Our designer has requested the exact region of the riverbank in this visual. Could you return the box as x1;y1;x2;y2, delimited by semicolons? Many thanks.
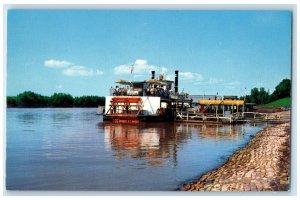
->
182;111;291;191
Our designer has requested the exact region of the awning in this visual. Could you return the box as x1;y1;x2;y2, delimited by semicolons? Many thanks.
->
147;79;168;86
115;79;132;85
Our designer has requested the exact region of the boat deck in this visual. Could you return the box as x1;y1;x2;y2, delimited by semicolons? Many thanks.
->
104;113;140;123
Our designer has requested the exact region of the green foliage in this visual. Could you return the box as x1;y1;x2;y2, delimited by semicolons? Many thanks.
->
262;97;291;108
241;78;291;105
50;93;74;107
257;87;270;105
74;96;105;107
15;91;50;107
270;79;291;101
6;91;105;108
247;87;270;105
7;96;18;107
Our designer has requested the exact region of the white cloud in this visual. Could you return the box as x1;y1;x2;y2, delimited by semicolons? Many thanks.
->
44;59;73;68
135;59;147;65
45;59;104;77
179;72;203;81
56;85;63;89
62;66;104;77
165;75;173;81
194;78;240;88
133;74;148;80
114;64;133;75
114;59;206;84
95;69;104;75
160;66;168;74
114;59;166;76
208;78;224;85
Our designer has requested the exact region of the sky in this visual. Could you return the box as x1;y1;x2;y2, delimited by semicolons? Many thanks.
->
6;10;291;97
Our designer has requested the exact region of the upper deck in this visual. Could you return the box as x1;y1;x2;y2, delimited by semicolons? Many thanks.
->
110;78;175;99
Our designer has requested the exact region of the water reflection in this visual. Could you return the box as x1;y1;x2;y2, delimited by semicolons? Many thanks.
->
98;122;248;167
17;112;42;124
7;108;267;190
196;124;245;140
98;123;189;166
50;112;73;121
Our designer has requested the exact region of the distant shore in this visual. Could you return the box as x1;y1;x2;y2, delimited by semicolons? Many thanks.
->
181;111;290;191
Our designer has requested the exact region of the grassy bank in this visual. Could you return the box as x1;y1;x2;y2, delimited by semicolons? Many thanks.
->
261;97;291;108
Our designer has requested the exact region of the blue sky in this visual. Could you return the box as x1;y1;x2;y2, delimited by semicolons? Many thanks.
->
7;10;291;97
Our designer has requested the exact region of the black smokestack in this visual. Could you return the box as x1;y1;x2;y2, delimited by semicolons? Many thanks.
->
151;71;155;79
175;70;179;93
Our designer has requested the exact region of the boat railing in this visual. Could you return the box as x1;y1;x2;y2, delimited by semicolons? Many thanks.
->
111;87;192;103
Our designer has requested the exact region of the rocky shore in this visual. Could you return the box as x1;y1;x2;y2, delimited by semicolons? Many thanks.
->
182;112;290;191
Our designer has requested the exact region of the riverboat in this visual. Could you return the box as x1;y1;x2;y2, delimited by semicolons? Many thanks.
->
103;70;192;123
102;70;257;124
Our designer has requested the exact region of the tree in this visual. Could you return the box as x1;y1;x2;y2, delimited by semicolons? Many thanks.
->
247;87;270;105
74;96;105;107
240;78;291;105
7;96;18;107
7;91;105;108
16;91;50;107
50;93;74;107
257;87;270;105
270;79;291;101
249;88;259;104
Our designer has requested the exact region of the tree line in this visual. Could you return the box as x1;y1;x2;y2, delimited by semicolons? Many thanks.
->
7;91;105;108
240;79;291;105
7;78;291;108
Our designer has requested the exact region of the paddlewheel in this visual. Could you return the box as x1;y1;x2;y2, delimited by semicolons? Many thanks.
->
106;97;143;123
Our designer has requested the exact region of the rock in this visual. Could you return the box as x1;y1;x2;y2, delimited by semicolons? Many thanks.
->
181;122;290;192
245;171;252;178
221;184;229;191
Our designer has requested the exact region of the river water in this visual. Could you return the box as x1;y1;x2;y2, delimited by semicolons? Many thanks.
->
6;108;267;191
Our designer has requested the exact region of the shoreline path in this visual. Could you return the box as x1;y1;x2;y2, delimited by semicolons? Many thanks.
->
182;111;291;191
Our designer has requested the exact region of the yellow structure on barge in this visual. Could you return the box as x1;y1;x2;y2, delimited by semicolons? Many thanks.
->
176;98;247;124
199;99;245;106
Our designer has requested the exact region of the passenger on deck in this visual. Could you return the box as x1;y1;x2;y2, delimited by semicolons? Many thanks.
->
169;89;174;96
114;86;119;96
150;87;155;95
110;86;114;96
